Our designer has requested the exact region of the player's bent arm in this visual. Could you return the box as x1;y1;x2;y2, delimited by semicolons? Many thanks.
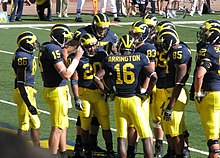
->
93;69;106;93
168;63;188;109
144;66;157;95
71;71;79;97
194;66;206;93
62;48;69;67
142;61;156;91
55;47;83;80
16;67;32;108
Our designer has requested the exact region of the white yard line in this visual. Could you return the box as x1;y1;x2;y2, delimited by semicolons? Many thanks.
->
0;21;206;28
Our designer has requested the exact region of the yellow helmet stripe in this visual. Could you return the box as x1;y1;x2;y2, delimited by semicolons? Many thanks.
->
158;31;179;43
17;32;37;45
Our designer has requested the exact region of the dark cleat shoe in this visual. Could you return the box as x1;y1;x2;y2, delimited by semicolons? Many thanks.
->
15;18;22;22
75;17;84;22
84;151;93;158
154;144;164;157
183;147;191;158
107;150;117;158
91;145;106;154
113;17;121;22
72;141;83;158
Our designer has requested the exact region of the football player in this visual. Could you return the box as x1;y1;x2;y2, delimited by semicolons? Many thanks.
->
156;29;192;158
93;34;157;158
12;31;41;147
36;0;52;21
70;13;118;55
38;24;83;158
68;33;116;158
153;20;191;158
189;19;220;101
142;14;158;44
67;13;118;155
194;26;220;158
128;21;157;157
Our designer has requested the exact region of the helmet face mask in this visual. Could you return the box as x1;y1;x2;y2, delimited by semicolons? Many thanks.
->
95;26;109;38
17;31;39;53
50;24;72;48
92;13;110;39
80;33;98;57
206;26;220;45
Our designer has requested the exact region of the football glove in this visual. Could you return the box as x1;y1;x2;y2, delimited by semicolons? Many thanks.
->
27;105;38;115
74;96;84;110
194;91;207;103
162;108;172;121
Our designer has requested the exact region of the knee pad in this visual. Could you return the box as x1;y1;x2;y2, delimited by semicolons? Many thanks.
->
76;116;81;126
207;139;220;154
91;117;100;126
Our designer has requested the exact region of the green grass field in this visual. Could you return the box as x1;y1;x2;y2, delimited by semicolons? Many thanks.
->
1;12;220;157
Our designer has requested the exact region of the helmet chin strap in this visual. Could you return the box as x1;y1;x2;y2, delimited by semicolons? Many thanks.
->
51;36;65;48
20;46;35;54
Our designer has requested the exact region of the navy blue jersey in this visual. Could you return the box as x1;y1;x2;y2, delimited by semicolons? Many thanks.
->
135;42;156;87
155;51;169;88
198;45;220;91
102;52;150;97
135;42;157;62
77;25;118;54
12;48;37;88
165;43;192;88
68;51;107;89
38;42;66;87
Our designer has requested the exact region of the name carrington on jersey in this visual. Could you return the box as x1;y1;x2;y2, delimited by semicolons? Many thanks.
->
108;55;141;62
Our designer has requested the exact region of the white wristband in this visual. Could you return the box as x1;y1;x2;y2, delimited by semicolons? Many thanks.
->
149;72;156;78
140;88;147;94
94;75;101;81
195;91;202;97
67;59;79;74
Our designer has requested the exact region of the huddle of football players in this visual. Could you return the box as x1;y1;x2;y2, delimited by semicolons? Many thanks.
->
12;11;220;158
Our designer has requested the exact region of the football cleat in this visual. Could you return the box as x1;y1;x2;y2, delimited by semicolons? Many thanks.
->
183;147;191;158
75;17;84;22
154;144;164;157
107;150;117;158
91;145;107;154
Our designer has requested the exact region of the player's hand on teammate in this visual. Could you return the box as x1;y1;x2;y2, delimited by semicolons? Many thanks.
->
27;105;38;115
74;96;84;110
